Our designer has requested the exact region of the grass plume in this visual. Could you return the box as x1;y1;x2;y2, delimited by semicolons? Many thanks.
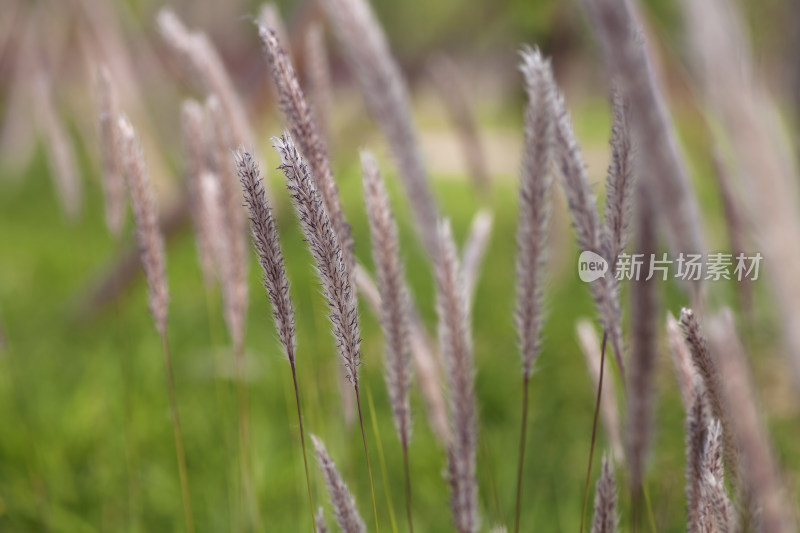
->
591;457;617;533
117;115;193;533
435;220;479;533
312;435;367;533
235;148;317;533
272;132;379;532
259;25;355;276
96;65;126;237
513;46;555;533
361;151;414;531
320;0;440;257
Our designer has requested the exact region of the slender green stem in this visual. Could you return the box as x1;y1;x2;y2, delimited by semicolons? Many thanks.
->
290;361;318;533
160;331;195;533
643;483;657;533
514;374;531;533
235;341;262;533
579;331;607;533
366;387;398;533
203;286;236;532
402;441;413;533
354;382;380;533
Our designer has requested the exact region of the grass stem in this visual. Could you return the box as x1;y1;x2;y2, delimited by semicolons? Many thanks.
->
355;383;380;533
159;331;195;533
290;361;318;533
514;374;531;533
579;331;607;533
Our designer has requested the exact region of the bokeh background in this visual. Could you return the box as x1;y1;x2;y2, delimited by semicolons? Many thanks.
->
0;0;799;531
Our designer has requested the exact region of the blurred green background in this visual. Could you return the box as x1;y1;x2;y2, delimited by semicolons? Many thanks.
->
1;0;799;531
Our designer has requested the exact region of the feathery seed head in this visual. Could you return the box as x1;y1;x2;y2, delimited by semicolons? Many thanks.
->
361;150;412;444
272;133;361;385
312;435;367;533
117;115;169;334
435;220;479;533
235;148;297;364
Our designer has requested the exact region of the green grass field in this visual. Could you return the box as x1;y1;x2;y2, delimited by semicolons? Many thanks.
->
0;113;797;532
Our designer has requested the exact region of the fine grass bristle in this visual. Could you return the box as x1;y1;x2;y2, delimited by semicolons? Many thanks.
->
435;220;479;533
236;148;296;363
272;132;361;383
